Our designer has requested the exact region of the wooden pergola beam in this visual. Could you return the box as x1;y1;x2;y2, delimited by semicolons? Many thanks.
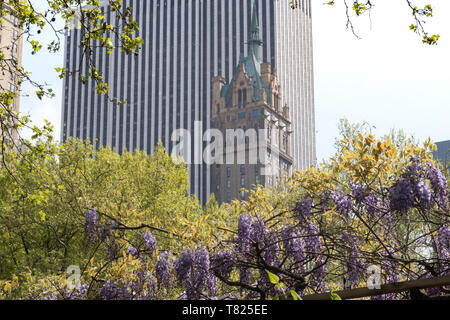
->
302;275;450;300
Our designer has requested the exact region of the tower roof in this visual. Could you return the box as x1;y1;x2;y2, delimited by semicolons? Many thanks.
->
248;0;263;61
221;0;269;106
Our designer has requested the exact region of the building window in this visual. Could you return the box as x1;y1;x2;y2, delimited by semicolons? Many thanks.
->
243;89;247;107
238;89;242;108
227;180;231;189
240;191;245;200
12;29;19;40
252;109;260;119
227;192;231;202
241;177;245;187
12;16;19;27
256;175;260;184
8;83;17;93
216;184;220;191
240;165;245;175
217;103;220;113
238;112;246;120
227;167;231;177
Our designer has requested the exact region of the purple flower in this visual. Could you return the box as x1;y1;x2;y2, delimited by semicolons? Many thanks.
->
302;222;321;259
352;183;366;203
294;196;313;220
98;280;134;300
281;225;305;271
415;178;432;210
174;248;194;285
342;232;365;288
239;267;252;285
143;231;157;256
263;231;280;267
84;209;98;240
331;190;351;218
63;283;89;300
310;255;326;293
250;217;265;247
363;193;379;218
155;251;172;289
389;178;414;213
426;162;448;209
127;247;139;258
434;226;450;275
212;251;235;280
185;247;217;299
237;214;252;254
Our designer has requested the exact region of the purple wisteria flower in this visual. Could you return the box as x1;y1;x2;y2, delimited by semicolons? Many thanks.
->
174;248;194;285
294;196;313;220
434;226;450;275
237;214;252;254
310;255;326;293
127;246;139;258
342;232;365;288
389;177;415;213
281;225;305;272
99;280;132;300
143;231;157;256
84;209;98;240
156;251;172;289
363;193;379;218
331;190;351;218
62;283;89;300
175;247;217;299
415;178;432;210
426;162;448;209
352;183;366;203
263;231;280;267
212;251;235;280
302;222;321;260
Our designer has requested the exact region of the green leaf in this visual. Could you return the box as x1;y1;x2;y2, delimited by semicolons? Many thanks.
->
290;290;302;301
330;292;342;300
266;270;280;285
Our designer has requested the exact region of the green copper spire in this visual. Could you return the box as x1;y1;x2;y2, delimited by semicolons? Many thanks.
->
248;0;263;61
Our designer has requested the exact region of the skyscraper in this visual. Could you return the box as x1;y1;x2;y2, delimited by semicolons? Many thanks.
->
61;0;316;204
0;0;23;142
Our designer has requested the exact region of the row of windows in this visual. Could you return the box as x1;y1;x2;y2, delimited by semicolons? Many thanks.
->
216;174;261;191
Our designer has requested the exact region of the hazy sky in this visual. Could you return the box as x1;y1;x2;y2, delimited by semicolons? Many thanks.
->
20;1;450;162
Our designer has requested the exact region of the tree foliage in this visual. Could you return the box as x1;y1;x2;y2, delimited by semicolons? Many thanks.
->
0;138;222;283
1;124;447;300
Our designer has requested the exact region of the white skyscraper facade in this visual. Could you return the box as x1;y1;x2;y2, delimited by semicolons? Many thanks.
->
61;0;316;204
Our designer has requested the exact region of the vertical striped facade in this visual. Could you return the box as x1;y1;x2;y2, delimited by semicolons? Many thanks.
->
61;0;316;204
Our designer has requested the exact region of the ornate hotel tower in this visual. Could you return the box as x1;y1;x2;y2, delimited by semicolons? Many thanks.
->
211;3;293;204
